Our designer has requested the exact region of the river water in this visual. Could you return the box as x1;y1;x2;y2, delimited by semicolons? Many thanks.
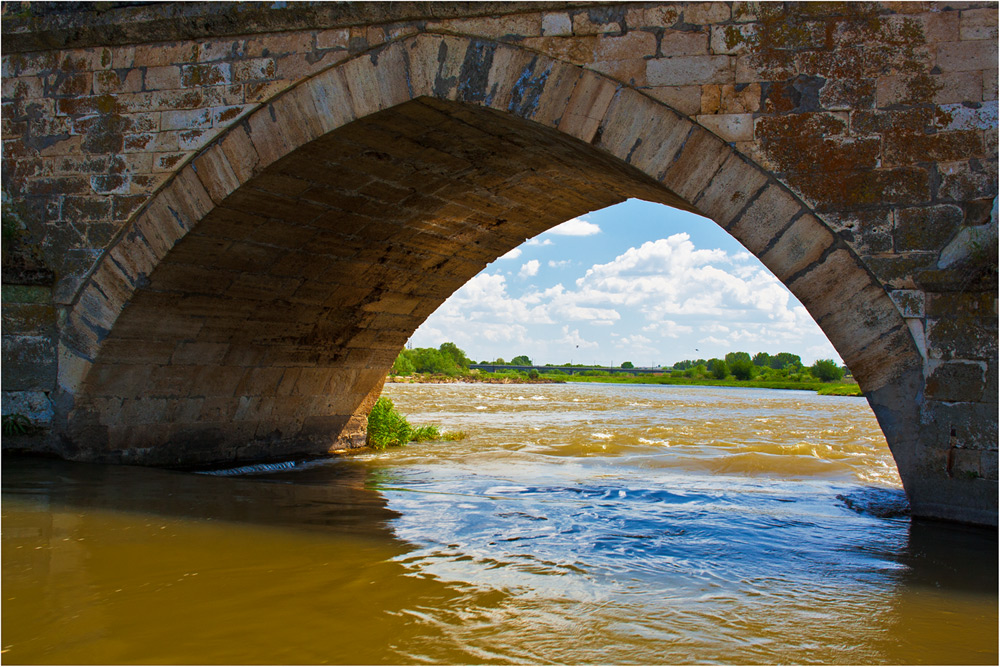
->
2;383;996;664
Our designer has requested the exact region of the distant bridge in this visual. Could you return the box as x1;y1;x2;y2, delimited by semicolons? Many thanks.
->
470;364;664;375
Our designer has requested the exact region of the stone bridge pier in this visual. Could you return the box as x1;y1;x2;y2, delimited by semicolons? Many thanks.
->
1;2;996;525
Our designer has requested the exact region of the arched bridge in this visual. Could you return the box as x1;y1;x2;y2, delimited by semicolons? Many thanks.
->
1;2;996;525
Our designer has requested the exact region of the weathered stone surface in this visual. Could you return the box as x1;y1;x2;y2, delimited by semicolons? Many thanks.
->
0;5;996;526
925;360;987;402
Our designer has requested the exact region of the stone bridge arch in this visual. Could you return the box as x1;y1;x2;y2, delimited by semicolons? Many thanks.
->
53;33;934;508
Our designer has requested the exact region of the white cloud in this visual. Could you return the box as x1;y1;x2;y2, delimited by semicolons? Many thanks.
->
548;260;572;268
526;238;553;246
643;320;694;338
548;217;601;236
519;260;540;278
499;247;522;260
555;326;598;350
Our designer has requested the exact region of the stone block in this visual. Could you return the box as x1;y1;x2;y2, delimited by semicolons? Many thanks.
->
2;301;56;337
935;40;997;72
701;82;761;114
684;3;731;25
889;289;926;318
595;30;659;63
191;143;241;204
161;107;212;131
819;282;908;358
2;334;56;391
133;42;199;68
198;396;237;422
527;60;582;128
692;151;768;226
626;5;680;29
269;87;325;150
985;70;998;101
661;125;735;203
788;248;876;323
710;24;754;55
926;360;987;401
647;55;732;86
301;68;355;135
660;30;709;57
595;88;689;176
145;366;201;398
760;214;835;282
645;85;703;116
876;72;982;107
171;341;229;365
926;316;997;361
926;291;995;318
697;113;753;141
557;68;619;142
936;159;998;202
144;65;181;91
245;106;293;168
195;365;244;398
316;27;350;50
894;204;963;252
542;12;572;37
571;9;624;35
232;58;277;83
341;42;410;118
960;8;998;41
2;390;55;425
57;341;93;393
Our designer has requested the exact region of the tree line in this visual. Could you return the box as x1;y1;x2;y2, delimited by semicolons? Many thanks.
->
391;344;846;383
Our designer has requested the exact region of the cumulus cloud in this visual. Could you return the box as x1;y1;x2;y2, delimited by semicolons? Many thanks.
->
409;228;841;365
526;238;554;246
499;247;522;260
548;217;601;236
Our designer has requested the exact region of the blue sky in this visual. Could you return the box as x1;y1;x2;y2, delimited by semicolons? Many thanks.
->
409;199;842;367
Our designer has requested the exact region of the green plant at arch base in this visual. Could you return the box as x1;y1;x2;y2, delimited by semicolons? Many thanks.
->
2;413;35;436
366;397;465;451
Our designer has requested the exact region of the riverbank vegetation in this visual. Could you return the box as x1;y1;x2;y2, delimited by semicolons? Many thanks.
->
389;343;862;395
366;396;465;450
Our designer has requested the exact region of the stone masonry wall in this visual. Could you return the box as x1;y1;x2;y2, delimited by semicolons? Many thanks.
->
1;2;996;521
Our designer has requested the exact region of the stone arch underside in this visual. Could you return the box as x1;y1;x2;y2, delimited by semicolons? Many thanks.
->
59;34;925;503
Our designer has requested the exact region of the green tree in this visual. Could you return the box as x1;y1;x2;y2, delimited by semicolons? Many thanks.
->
439;342;471;369
511;354;532;366
725;351;751;367
391;351;415;376
729;357;755;380
493;357;506;364
711;359;728;379
752;351;772;367
621;361;634;369
771;352;802;370
810;359;844;382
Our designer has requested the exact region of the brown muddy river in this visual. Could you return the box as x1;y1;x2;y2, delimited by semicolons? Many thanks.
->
2;383;997;664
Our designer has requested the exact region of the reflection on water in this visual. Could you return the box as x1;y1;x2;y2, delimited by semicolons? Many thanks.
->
3;383;997;665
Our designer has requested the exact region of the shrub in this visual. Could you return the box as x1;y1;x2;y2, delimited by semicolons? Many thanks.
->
711;359;728;379
810;358;844;382
2;413;34;436
367;397;464;450
729;358;755;380
367;397;415;449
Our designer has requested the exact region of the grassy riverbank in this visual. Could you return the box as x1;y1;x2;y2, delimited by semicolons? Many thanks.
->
387;372;863;396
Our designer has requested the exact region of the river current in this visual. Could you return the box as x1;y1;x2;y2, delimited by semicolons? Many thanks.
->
2;383;997;664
